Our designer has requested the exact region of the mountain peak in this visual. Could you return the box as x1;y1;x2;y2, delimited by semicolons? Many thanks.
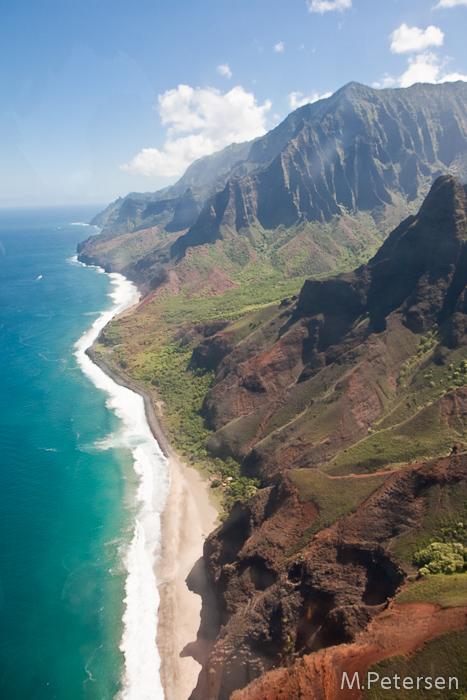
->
81;81;467;292
365;175;467;332
294;175;467;335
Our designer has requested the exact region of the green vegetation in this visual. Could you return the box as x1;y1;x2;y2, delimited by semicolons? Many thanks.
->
260;356;362;442
391;488;467;567
325;338;467;477
287;469;387;550
398;327;439;386
397;575;467;607
414;542;466;576
363;629;467;700
445;359;467;392
227;304;282;342
160;270;306;325
324;408;456;476
433;516;467;549
95;291;270;514
84;226;172;269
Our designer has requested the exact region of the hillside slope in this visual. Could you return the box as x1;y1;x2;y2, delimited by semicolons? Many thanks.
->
180;175;467;699
192;454;467;700
87;175;467;700
79;81;467;294
196;176;467;477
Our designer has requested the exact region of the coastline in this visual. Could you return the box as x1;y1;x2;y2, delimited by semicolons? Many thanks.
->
86;347;172;458
87;343;219;699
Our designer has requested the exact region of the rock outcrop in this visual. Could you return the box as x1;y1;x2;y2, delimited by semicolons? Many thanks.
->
189;455;467;700
174;82;467;259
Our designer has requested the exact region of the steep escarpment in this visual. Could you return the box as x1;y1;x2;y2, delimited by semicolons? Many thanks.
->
174;81;467;258
232;605;467;700
79;87;467;699
79;81;467;293
199;175;467;479
188;455;467;700
88;140;255;235
174;175;467;699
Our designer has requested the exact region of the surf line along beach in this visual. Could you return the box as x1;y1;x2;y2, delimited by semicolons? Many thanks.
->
75;261;218;700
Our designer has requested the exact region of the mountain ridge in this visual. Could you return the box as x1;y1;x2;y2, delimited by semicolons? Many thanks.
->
85;174;467;700
188;175;467;473
181;174;467;700
79;81;467;294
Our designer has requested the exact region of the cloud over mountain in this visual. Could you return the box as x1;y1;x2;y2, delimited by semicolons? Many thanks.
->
287;90;332;109
121;85;272;178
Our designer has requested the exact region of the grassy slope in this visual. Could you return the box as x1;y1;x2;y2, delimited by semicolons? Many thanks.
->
94;274;307;513
362;629;467;700
391;488;467;566
397;575;467;608
325;340;467;477
84;205;389;286
287;470;388;550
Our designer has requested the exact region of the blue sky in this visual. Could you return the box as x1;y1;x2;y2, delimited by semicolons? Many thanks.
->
1;0;467;207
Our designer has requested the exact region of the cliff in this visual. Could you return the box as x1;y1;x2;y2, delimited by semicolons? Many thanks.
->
190;454;467;700
181;175;467;699
79;81;467;294
200;176;467;477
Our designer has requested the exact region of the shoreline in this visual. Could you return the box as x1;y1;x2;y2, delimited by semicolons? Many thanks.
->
85;347;172;458
86;346;219;699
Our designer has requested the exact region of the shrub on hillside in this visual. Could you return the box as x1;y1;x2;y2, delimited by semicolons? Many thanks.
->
414;542;466;576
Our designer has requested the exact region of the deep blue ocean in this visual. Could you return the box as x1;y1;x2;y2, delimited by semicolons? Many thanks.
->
0;207;168;700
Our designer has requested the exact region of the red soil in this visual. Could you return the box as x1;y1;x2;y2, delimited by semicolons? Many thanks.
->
232;602;467;700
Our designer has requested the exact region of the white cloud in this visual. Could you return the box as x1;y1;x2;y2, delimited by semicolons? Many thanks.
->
121;85;272;177
217;63;232;79
374;52;467;89
441;70;467;81
399;52;443;86
433;0;467;8
372;74;398;89
274;42;285;53
390;23;444;54
375;19;467;90
287;90;332;110
307;0;351;13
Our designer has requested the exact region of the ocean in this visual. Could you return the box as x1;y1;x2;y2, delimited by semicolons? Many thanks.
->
0;206;169;700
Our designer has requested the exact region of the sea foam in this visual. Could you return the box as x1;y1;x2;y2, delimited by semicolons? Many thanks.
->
74;268;170;700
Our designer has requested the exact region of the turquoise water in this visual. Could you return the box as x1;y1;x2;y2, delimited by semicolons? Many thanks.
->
0;208;168;700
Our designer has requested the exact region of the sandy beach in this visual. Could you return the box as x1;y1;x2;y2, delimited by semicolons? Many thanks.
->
87;347;219;700
156;451;219;700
